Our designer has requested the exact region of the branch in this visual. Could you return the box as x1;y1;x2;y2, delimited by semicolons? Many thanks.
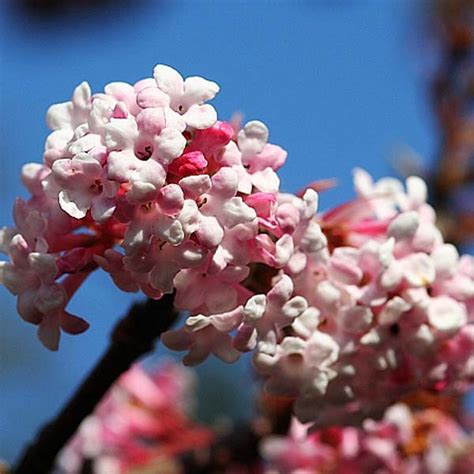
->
12;293;178;474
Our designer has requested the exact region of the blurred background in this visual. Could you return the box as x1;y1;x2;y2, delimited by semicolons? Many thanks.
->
0;0;472;464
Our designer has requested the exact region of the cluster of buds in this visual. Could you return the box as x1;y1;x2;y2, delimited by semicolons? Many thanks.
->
262;402;474;473
1;64;473;427
57;362;212;474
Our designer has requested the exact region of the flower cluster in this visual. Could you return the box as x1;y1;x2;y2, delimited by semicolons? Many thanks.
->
261;403;474;474
164;170;474;426
57;361;212;474
0;63;288;349
1;64;473;427
249;171;474;427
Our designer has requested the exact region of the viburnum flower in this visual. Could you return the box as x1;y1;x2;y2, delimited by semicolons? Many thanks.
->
57;361;212;474
1;63;473;428
0;64;285;350
261;403;474;474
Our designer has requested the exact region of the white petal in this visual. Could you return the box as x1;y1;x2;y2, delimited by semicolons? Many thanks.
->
211;167;238;198
353;167;373;197
68;133;102;155
220;197;257;228
154;128;186;165
380;262;403;290
379;237;395;267
210;307;243;332
292;307;320;338
163;108;187;131
183;104;217;129
91;197;116;223
251;168;280;193
126;181;157;204
183;76;220;105
427;296;467;335
406;176;427;207
237;120;268;156
307;331;339;368
186;315;211;331
196;215;224;248
72;81;91;110
275;234;294;267
104;117;138;150
178;200;200;235
302;189;319;219
387;211;419;240
153;64;184;97
244;294;267;322
402;253;435;287
179;175;211;198
282;296;308;319
378;296;411;325
58;190;88;219
46;102;73;130
0;227;17;254
431;244;459;277
175;241;208;268
154;217;184;245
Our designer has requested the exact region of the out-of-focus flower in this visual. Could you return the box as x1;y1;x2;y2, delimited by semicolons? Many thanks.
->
261;402;474;474
57;361;212;474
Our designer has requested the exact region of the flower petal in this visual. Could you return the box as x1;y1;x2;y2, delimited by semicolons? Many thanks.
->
183;104;217;129
153;64;184;97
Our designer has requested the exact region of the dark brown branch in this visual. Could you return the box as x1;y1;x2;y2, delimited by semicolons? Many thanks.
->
13;294;178;474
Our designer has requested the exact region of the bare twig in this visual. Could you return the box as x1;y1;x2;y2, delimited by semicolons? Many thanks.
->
13;294;178;474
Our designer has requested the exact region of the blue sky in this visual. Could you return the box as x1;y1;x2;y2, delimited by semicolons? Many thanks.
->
0;0;459;463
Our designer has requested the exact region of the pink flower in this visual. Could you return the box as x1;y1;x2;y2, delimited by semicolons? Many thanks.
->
58;362;212;473
153;64;219;129
261;403;474;474
2;63;473;434
0;234;88;350
162;307;243;365
52;153;118;221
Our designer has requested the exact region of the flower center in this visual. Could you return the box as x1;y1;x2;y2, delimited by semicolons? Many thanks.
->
89;180;103;195
135;144;154;161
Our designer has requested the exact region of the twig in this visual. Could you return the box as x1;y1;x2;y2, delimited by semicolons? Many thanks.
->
12;294;178;474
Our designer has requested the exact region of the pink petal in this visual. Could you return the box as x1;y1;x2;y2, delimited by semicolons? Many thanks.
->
156;184;184;216
136;86;170;108
37;313;61;351
60;311;90;335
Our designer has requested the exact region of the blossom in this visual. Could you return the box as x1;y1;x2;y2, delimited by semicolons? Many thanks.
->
153;64;219;129
52;152;118;221
57;362;212;474
261;403;474;474
1;63;473;432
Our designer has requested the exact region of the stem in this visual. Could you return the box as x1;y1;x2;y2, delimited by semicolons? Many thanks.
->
13;294;178;474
